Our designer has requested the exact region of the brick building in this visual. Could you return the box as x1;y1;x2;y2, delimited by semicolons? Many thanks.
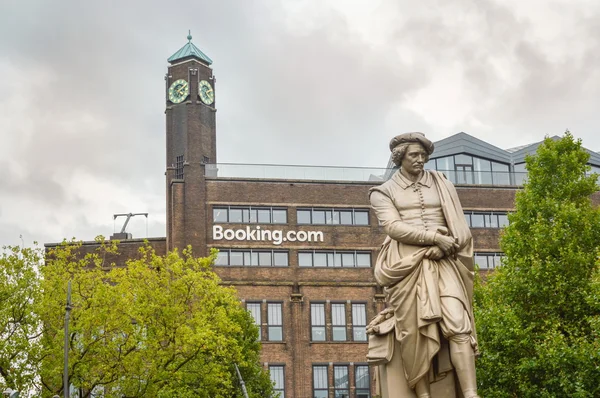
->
47;36;600;398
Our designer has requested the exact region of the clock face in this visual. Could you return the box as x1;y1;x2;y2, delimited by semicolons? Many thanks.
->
168;79;189;104
198;80;215;105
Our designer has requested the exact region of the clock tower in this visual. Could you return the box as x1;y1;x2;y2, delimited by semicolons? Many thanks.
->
165;32;216;253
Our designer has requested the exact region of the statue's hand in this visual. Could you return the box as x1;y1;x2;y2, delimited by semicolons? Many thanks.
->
434;233;459;257
425;246;444;260
366;308;394;334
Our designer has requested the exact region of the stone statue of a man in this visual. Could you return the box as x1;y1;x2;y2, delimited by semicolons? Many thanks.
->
367;132;479;398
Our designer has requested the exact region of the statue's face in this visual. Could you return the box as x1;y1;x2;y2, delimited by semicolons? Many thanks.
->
401;143;428;176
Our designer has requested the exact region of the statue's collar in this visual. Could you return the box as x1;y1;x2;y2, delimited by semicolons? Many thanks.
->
393;170;433;190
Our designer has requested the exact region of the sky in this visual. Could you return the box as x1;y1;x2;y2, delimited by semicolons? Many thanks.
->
0;0;599;246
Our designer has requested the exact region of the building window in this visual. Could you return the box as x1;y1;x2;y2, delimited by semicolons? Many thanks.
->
355;365;371;398
298;251;371;268
175;155;184;179
427;154;511;186
474;252;504;269
212;206;288;224
269;365;285;398
464;211;509;228
352;303;367;342
214;249;289;267
334;365;349;398
246;302;262;340
311;303;326;342
331;303;347;341
297;208;369;226
313;365;329;398
268;303;283;341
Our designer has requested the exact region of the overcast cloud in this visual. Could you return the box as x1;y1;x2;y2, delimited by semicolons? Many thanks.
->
0;0;599;246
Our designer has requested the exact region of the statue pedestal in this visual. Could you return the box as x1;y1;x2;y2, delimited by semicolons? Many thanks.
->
377;340;459;398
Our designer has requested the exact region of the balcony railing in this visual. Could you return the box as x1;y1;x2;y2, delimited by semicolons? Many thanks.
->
204;163;392;182
204;163;529;186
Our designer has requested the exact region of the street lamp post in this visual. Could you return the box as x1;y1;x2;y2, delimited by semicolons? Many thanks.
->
63;280;72;398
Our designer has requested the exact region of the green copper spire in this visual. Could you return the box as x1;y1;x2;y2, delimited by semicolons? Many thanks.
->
168;31;213;65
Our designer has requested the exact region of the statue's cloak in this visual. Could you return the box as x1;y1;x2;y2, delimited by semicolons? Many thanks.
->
370;170;477;387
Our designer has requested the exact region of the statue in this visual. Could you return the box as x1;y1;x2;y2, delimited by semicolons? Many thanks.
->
367;133;480;398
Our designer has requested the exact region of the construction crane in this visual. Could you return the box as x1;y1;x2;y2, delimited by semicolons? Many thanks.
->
111;213;148;240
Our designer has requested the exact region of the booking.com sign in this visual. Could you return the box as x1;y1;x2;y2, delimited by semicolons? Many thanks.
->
213;225;324;246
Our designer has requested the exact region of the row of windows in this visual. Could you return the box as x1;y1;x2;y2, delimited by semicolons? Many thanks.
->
215;249;372;268
214;206;288;224
474;252;505;269
426;154;511;185
464;211;509;228
297;208;369;225
311;302;367;342
246;301;368;343
299;251;371;268
212;206;370;225
215;249;289;267
313;364;371;398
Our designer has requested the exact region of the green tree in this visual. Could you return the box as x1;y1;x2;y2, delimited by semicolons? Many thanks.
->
0;245;42;394
39;241;273;398
475;132;600;397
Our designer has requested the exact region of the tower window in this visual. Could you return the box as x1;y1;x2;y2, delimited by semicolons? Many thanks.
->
175;155;184;179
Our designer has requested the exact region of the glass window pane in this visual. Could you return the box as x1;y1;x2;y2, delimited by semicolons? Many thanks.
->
435;156;454;172
473;157;491;171
312;210;326;224
356;253;371;267
342;253;355;267
257;209;271;223
249;208;258;223
298;252;313;267
229;208;243;223
334;366;349;388
339;210;352;225
324;210;334;224
273;252;288;266
492;162;509;172
455;154;472;165
424;159;435;170
332;304;346;326
355;366;370;388
333;253;342;267
314;252;328;267
354;210;369;225
268;326;283;341
259;252;272;266
473;158;492;184
332;325;346;341
475;254;489;269
313;366;328;389
230;251;244;266
247;303;261;326
250;252;259;266
464;213;472;227
243;251;252;266
498;214;509;227
487;214;499;228
332;210;340;224
241;208;250;223
213;208;228;222
215;251;228;266
269;366;284;389
297;209;311;224
272;209;287;224
471;213;485;228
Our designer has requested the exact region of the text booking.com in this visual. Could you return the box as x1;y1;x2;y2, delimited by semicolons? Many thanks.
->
213;225;324;246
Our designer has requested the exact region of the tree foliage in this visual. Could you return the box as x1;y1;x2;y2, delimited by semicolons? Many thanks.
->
475;132;600;397
2;240;273;397
0;245;42;393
